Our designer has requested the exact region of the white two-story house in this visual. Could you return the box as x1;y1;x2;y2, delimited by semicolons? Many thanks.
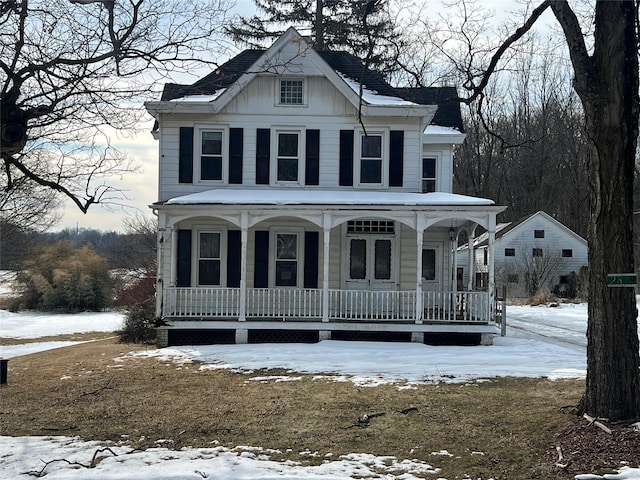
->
145;28;505;347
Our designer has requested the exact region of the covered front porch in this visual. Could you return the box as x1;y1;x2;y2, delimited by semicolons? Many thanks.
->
153;189;505;345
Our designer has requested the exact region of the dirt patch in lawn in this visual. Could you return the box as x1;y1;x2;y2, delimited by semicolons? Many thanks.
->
0;338;637;479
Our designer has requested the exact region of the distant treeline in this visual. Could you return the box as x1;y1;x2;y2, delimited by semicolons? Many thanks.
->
0;223;155;271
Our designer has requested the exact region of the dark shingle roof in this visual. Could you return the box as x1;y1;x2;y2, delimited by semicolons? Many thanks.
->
317;50;400;98
159;49;464;131
160;50;264;101
396;87;464;132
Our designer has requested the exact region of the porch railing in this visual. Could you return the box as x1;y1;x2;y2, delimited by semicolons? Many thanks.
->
328;289;416;321
163;287;493;324
246;288;322;319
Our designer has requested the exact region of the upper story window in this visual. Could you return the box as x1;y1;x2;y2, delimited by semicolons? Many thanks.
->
279;79;304;105
359;133;384;185
504;248;515;257
276;131;300;182
534;229;545;238
422;157;436;192
562;249;573;257
532;247;543;257
200;130;224;181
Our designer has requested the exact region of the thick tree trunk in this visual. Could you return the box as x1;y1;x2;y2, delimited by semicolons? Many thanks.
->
573;1;640;422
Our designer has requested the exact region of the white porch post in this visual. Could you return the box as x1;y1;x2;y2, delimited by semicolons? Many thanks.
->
322;213;331;322
239;211;248;322
155;212;167;319
467;224;476;291
487;215;497;323
170;226;178;286
452;230;458;293
415;214;426;324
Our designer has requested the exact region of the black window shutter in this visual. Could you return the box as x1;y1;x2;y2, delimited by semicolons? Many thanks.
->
227;230;241;287
304;231;319;288
389;130;404;187
176;229;192;287
305;129;320;186
254;230;269;288
179;127;194;183
256;128;270;185
229;128;243;184
339;130;354;186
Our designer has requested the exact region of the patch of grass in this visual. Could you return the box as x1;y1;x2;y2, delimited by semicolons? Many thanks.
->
0;339;587;479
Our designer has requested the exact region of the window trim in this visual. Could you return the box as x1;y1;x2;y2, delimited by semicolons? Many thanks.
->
269;228;305;287
193;226;228;287
355;129;389;188
194;125;229;184
271;128;305;185
422;157;437;193
276;78;306;106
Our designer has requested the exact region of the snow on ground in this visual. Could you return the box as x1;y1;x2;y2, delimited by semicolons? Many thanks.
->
0;310;124;358
1;302;639;479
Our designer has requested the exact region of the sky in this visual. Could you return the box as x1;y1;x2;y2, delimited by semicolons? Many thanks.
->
0;300;639;478
52;0;560;233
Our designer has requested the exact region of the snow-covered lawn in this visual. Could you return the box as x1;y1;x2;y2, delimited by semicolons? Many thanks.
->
0;310;124;358
1;302;638;479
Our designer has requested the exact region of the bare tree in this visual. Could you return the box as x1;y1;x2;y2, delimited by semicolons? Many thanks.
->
431;0;640;421
0;0;233;214
407;0;638;420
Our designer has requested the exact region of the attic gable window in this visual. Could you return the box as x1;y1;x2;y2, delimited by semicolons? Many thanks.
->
279;79;304;105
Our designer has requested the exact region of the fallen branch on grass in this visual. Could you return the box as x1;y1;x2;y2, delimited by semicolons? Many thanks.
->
28;447;119;477
80;378;115;397
346;412;386;428
555;445;569;469
583;414;613;434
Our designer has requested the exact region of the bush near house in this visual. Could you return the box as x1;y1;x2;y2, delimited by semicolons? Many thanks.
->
114;275;157;344
11;240;114;312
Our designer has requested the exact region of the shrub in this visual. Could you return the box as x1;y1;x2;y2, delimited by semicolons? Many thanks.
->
116;276;157;344
13;241;114;312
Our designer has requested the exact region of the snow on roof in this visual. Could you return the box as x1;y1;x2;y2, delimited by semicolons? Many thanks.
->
170;90;226;102
164;188;495;207
424;125;463;135
338;73;418;106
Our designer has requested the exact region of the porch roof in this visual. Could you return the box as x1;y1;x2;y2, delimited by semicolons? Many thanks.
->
161;189;497;207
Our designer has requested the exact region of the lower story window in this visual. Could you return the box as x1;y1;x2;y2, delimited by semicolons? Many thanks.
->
275;233;298;286
422;248;436;280
198;232;221;285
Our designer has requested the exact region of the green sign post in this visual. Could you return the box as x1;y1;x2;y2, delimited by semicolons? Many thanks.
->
606;273;637;287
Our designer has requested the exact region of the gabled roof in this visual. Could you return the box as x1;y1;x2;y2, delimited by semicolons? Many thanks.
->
153;29;463;130
472;211;587;248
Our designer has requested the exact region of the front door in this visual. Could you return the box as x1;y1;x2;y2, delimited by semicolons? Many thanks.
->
346;236;395;291
344;236;396;317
